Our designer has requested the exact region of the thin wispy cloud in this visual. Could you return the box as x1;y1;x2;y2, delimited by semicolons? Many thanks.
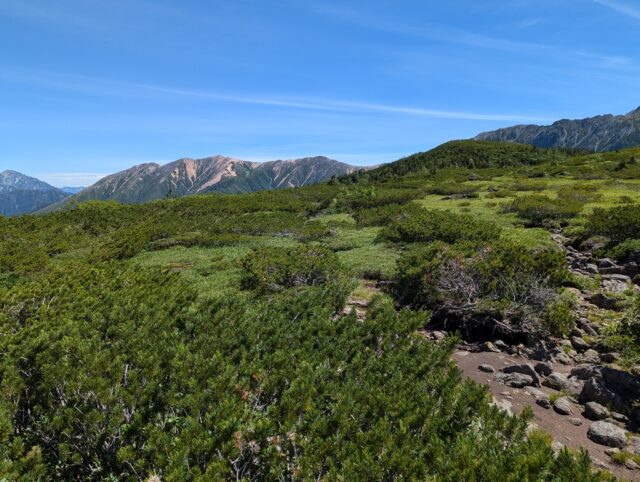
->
0;68;551;123
309;2;634;71
593;0;640;20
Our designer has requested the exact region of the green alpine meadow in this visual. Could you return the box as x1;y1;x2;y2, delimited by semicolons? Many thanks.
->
3;140;640;480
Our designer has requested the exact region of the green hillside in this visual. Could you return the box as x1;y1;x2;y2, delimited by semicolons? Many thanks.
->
4;141;640;480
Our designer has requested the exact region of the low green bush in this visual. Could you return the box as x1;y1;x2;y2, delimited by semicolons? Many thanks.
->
427;184;480;197
509;180;547;192
505;195;583;226
587;204;640;246
379;208;500;244
353;203;422;227
241;245;348;293
395;241;569;334
608;238;640;262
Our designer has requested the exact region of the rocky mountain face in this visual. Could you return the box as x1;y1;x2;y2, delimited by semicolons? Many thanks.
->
210;156;359;194
54;155;360;207
0;171;68;216
476;107;640;152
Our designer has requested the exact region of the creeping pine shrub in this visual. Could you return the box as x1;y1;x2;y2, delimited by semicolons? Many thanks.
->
619;296;640;344
395;241;569;334
557;185;603;204
505;195;583;226
603;295;640;365
427;184;480;198
241;245;348;293
543;290;578;337
353;202;423;227
587;204;640;246
508;180;548;192
379;208;500;244
607;238;640;262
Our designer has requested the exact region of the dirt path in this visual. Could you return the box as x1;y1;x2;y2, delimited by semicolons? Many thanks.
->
453;349;638;480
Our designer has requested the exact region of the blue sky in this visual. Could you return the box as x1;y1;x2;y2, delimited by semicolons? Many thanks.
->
0;0;639;186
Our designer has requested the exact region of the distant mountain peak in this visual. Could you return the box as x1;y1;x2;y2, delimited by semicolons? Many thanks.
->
0;170;69;216
476;107;640;152
46;154;361;209
0;170;60;193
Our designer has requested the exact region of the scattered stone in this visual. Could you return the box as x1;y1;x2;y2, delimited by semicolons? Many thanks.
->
601;277;630;294
478;364;495;373
554;352;572;365
571;336;590;351
587;421;628;448
534;361;553;376
503;363;540;386
599;352;621;364
543;372;570;391
610;412;629;424
602;273;632;283
568;417;583;426
525;386;548;400
536;398;552;409
579;319;600;336
570;327;585;338
604;417;626;428
630;436;640;456
577;349;600;364
431;331;446;341
501;391;511;396
604;447;620;457
578;373;629;410
482;341;501;353
583;402;610;421
553;397;573;415
493;340;508;351
587;293;620;311
597;258;616;269
495;372;534;388
585;263;599;274
571;365;600;380
625;459;640;470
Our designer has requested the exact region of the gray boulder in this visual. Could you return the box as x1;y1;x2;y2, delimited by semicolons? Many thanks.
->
503;364;540;386
525;386;549;400
577;365;640;413
542;372;583;396
571;364;600;380
495;372;534;388
534;361;553;376
542;372;569;391
587;421;628;448
577;349;600;364
553;397;573;415
583;402;610;421
587;293;621;311
571;336;590;351
536;398;552;409
554;352;572;365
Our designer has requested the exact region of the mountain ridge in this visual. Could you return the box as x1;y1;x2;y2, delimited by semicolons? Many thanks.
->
0;170;69;216
475;107;640;152
46;155;363;209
